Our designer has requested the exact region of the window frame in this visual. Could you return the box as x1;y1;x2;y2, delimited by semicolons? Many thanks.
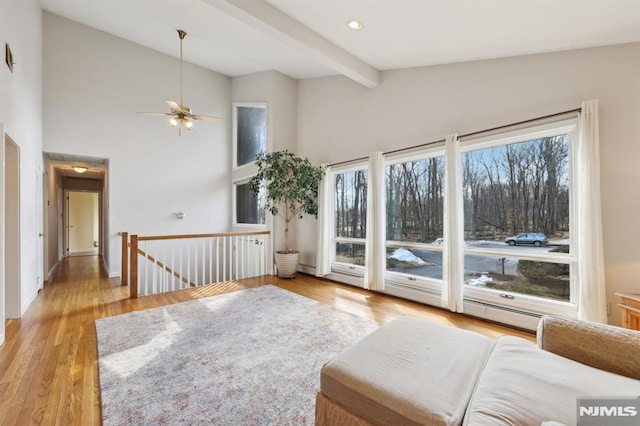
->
383;146;446;293
329;163;368;278
232;102;267;171
231;177;267;230
458;118;578;316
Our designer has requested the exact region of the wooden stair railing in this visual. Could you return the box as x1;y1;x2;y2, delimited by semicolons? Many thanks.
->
122;231;271;298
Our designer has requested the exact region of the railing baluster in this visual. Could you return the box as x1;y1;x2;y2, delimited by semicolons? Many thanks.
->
209;237;215;284
170;241;175;291
234;236;238;280
121;232;128;287
239;235;243;280
201;238;205;285
258;236;262;276
143;240;148;296
130;235;138;298
194;240;199;286
162;240;167;292
187;240;191;286
202;238;206;286
222;237;226;281
176;241;184;288
153;241;158;294
216;237;220;283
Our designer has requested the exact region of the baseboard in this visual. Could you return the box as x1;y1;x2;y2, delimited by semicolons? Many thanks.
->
108;271;120;278
46;261;60;281
70;249;98;254
298;264;316;275
21;289;39;316
0;331;5;346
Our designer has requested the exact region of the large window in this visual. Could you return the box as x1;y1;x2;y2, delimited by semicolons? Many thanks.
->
233;103;266;169
332;167;367;274
322;118;581;325
460;122;575;311
385;153;445;289
233;181;265;226
232;102;268;229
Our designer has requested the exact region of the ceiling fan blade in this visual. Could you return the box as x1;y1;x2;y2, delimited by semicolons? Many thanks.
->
193;114;223;123
166;100;189;113
137;112;172;116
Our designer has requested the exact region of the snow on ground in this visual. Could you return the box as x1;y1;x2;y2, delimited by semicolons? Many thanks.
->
467;275;493;286
389;248;426;265
468;240;494;246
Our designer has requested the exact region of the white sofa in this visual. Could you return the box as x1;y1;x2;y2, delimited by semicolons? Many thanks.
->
316;315;640;425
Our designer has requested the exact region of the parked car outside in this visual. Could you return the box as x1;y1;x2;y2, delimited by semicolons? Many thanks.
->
504;233;548;247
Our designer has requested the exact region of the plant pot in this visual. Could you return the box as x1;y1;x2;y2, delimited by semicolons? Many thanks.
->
275;251;300;278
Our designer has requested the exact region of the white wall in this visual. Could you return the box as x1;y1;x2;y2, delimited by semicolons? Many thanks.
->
43;13;232;277
0;0;43;334
296;42;640;325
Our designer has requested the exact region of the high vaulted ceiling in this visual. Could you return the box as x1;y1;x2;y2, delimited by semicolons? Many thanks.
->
40;0;640;87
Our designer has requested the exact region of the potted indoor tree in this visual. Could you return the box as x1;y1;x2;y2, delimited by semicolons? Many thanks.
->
248;150;324;278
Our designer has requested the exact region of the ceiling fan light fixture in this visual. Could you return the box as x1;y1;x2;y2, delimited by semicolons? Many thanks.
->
72;165;88;174
137;29;221;133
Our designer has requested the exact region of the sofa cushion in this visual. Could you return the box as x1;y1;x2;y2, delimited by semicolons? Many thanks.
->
464;336;640;425
321;316;495;426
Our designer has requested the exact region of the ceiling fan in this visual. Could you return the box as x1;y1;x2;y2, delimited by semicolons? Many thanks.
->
138;29;222;134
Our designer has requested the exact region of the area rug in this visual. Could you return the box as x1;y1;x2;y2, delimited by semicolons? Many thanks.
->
95;285;378;425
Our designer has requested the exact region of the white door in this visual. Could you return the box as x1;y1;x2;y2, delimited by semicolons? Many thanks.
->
67;191;99;255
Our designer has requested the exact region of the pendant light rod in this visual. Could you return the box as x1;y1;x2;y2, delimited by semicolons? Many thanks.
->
177;29;186;106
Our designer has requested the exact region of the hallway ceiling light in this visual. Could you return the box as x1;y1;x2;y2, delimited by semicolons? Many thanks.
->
137;29;222;135
72;165;88;174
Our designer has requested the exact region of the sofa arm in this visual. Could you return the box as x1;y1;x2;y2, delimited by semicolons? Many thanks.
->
537;315;640;380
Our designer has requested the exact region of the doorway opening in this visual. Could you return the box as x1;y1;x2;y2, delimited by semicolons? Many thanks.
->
43;153;109;278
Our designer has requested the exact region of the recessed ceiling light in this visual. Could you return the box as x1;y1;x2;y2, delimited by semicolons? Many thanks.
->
347;20;363;30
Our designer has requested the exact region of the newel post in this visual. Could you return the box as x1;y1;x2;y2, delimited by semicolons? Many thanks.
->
130;234;138;298
121;232;128;287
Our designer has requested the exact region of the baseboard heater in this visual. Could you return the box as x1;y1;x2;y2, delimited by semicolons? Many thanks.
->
463;299;542;331
304;267;543;331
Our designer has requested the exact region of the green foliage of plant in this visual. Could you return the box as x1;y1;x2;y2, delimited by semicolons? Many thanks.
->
248;150;325;252
518;245;569;279
387;257;399;269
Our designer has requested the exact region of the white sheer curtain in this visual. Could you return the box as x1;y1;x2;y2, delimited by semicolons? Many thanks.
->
364;152;386;291
577;100;607;322
315;164;332;277
442;134;464;312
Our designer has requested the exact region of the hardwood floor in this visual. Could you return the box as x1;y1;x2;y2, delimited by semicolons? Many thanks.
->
0;255;533;425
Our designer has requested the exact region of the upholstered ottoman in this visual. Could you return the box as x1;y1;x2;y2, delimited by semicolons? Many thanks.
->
316;316;494;426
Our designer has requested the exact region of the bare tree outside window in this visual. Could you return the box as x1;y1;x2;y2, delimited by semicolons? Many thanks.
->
334;170;367;266
462;135;571;301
